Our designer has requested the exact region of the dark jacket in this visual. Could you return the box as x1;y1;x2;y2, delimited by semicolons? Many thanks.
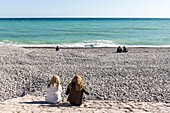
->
66;83;89;106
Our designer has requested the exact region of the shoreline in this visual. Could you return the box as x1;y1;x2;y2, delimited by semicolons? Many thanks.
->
2;43;170;49
2;45;170;49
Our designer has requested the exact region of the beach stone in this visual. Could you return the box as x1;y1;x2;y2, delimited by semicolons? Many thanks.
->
0;46;170;104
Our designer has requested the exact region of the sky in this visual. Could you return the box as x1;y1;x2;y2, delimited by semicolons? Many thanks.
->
0;0;170;18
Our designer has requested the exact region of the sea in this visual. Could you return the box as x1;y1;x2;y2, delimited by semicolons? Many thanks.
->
1;18;170;47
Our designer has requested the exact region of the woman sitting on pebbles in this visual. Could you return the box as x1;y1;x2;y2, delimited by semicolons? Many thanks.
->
66;73;89;106
45;75;62;104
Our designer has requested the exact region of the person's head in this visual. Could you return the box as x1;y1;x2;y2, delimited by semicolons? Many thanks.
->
47;75;60;88
71;73;83;91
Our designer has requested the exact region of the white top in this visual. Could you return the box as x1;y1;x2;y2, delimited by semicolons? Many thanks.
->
45;84;62;103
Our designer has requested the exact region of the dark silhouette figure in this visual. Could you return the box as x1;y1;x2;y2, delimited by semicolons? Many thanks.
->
56;46;59;51
122;46;128;52
66;74;89;106
116;46;122;53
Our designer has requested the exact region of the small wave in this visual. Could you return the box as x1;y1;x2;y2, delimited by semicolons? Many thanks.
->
122;27;160;30
83;40;113;44
81;40;116;47
1;39;170;48
0;40;22;47
0;40;17;44
0;39;117;48
1;40;11;43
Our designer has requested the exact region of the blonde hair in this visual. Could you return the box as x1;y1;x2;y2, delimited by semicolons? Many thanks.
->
70;73;83;91
47;75;60;88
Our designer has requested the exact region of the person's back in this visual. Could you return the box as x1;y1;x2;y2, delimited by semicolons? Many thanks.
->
66;74;89;106
116;46;122;53
122;46;128;52
46;84;62;103
45;75;62;103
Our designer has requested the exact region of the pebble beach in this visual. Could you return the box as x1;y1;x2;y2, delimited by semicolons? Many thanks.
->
0;46;170;112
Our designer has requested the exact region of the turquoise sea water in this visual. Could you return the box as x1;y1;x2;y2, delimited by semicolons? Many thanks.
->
1;18;170;47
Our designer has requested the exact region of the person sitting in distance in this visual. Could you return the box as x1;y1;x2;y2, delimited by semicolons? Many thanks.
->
66;73;89;106
116;46;122;52
56;46;59;51
122;46;128;52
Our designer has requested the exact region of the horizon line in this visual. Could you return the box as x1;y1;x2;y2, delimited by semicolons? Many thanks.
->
1;17;170;19
1;16;170;19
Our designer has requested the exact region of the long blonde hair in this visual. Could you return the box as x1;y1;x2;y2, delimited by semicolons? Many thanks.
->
47;75;60;88
70;73;83;91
